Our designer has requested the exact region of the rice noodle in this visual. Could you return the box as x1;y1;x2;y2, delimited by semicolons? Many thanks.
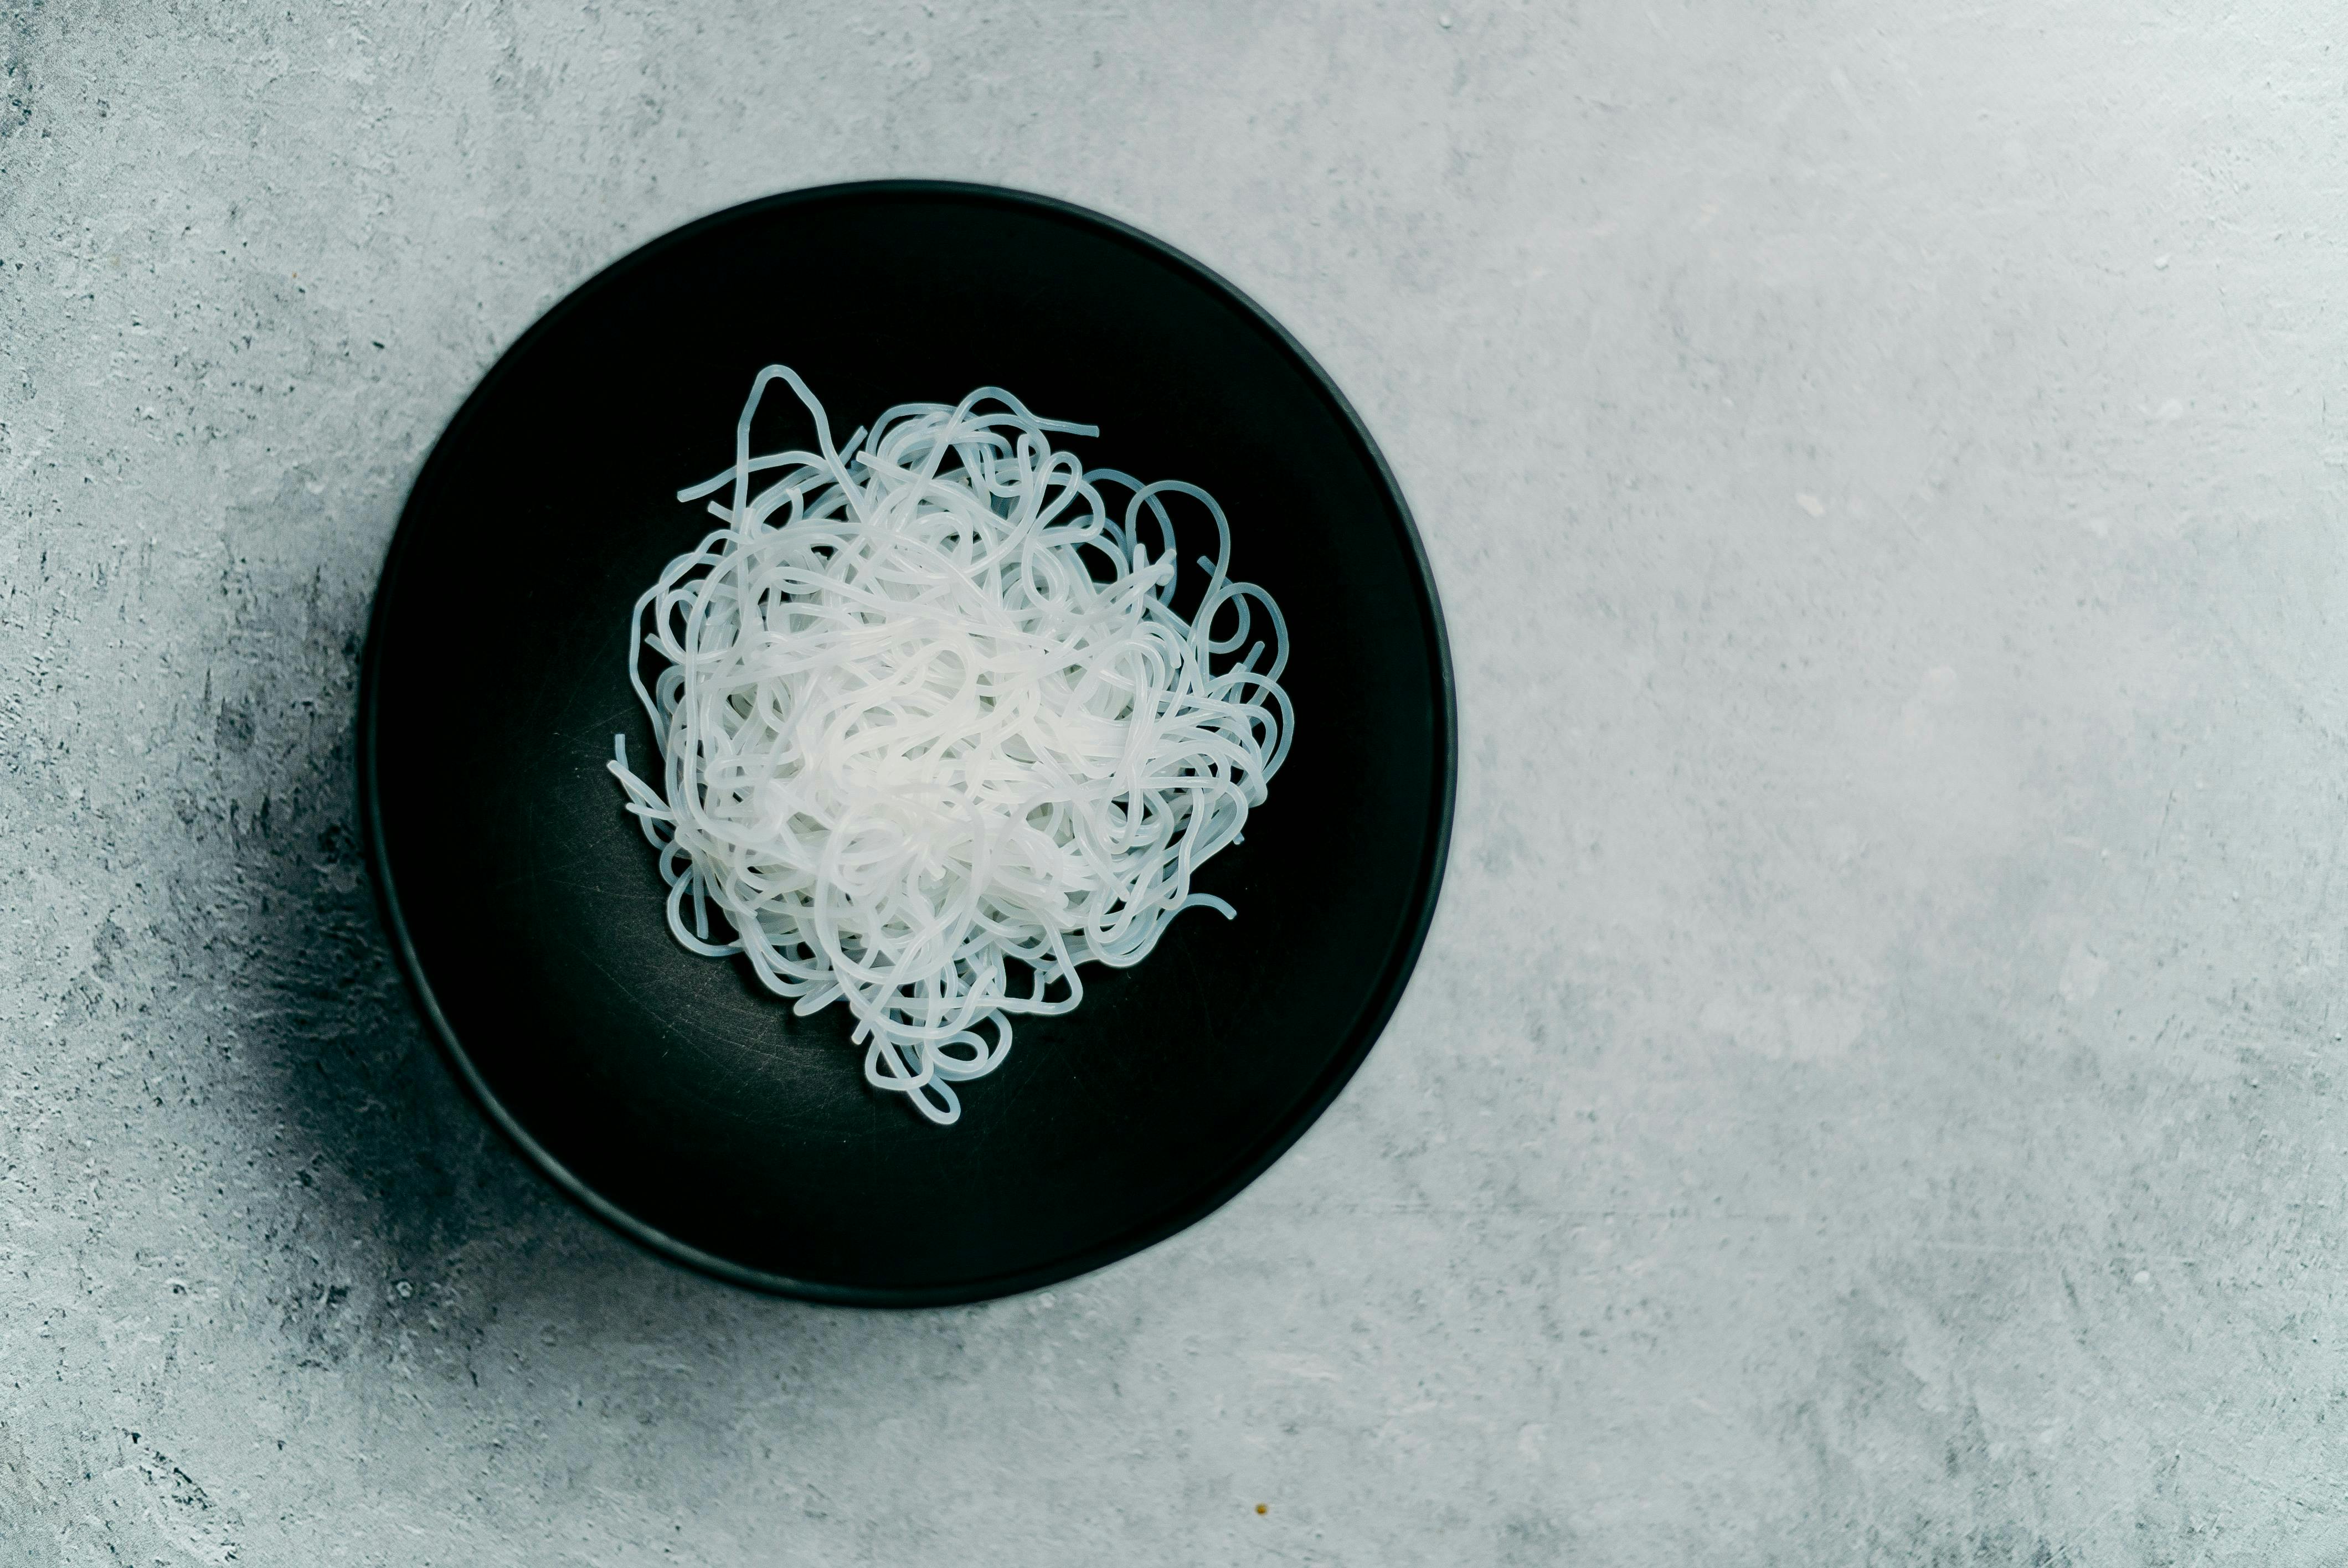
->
609;366;1292;1125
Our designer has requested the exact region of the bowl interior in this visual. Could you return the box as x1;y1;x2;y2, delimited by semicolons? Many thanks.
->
365;185;1451;1303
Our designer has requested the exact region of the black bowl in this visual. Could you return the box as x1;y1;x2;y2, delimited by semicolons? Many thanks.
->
360;182;1455;1306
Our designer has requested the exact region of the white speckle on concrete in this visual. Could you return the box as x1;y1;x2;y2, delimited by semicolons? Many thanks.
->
7;0;2348;1562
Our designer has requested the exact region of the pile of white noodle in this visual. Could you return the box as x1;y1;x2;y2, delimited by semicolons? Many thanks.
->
609;366;1292;1125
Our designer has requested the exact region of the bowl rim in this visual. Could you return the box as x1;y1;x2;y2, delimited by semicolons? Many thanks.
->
357;178;1459;1308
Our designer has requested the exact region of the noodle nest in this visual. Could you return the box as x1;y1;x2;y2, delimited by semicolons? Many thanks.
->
610;367;1291;1124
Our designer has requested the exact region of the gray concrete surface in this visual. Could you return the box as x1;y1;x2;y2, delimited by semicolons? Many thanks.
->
4;1;2348;1562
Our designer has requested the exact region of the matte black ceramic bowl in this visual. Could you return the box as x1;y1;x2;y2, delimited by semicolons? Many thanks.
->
360;182;1454;1306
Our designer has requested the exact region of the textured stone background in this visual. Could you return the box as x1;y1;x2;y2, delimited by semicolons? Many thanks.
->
6;1;2348;1562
